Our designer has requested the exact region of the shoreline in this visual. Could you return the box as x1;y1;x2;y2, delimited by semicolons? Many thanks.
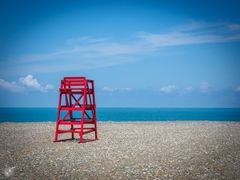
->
1;119;240;123
1;121;240;179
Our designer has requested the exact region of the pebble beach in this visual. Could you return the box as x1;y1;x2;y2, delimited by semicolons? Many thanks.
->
0;121;240;179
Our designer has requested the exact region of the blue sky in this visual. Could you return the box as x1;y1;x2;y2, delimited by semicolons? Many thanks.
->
0;0;240;107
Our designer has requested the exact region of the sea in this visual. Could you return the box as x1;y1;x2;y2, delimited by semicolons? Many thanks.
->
0;108;240;122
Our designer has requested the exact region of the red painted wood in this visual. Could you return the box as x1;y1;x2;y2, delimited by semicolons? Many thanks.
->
54;76;98;143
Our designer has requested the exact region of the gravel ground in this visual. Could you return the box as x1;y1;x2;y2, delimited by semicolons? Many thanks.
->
0;121;240;179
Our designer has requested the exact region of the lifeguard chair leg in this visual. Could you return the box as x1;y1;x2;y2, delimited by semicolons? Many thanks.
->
92;81;98;140
93;113;98;140
79;105;85;143
54;122;59;142
79;123;84;143
69;94;74;139
93;110;98;140
79;81;87;143
95;124;98;140
54;93;62;142
70;125;74;139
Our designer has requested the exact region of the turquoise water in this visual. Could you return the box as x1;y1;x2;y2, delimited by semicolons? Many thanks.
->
0;108;240;122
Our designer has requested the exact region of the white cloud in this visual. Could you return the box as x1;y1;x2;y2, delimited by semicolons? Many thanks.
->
235;86;240;92
19;75;54;92
185;86;193;92
0;75;54;93
200;81;210;92
120;87;132;91
3;21;240;73
137;22;240;47
0;79;24;92
19;75;41;89
228;24;240;31
160;85;176;93
179;86;194;95
45;84;54;90
102;86;116;92
67;36;110;46
102;86;132;92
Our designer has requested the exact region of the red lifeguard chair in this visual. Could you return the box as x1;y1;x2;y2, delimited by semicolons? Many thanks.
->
54;76;98;143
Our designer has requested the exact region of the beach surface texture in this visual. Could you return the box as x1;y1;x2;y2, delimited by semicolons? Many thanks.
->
0;121;240;179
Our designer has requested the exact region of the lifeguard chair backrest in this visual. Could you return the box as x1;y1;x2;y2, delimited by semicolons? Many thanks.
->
60;76;87;91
